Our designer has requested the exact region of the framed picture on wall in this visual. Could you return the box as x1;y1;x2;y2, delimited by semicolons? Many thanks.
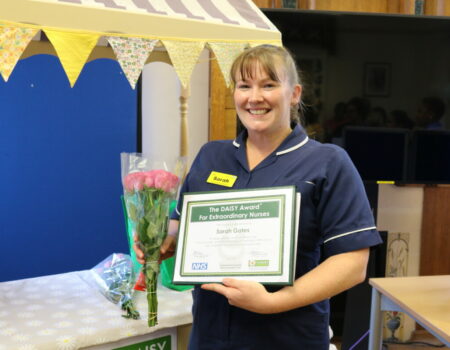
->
363;62;391;97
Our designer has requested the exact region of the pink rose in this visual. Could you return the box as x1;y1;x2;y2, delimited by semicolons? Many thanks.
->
153;170;179;192
144;171;155;188
124;170;179;193
124;172;145;192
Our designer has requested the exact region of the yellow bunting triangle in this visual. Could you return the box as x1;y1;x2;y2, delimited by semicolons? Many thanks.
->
0;26;38;81
108;37;158;89
44;29;99;87
162;40;205;89
208;42;247;87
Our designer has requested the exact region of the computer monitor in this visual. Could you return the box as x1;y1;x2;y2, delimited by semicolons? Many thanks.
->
408;129;450;184
342;126;409;182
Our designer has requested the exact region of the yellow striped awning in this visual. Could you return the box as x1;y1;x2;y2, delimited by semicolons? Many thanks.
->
0;0;282;87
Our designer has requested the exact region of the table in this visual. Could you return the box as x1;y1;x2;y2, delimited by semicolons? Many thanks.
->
0;270;193;350
368;275;450;350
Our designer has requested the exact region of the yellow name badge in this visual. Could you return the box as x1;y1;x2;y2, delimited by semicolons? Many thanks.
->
206;171;237;188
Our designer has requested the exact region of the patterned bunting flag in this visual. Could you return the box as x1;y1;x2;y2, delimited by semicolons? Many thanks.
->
208;42;248;87
0;26;39;81
44;29;99;87
107;37;158;89
162;40;205;89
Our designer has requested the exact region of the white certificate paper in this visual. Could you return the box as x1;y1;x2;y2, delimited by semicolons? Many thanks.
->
172;186;300;285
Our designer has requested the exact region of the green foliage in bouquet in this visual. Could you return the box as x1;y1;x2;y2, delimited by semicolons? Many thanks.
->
123;169;180;326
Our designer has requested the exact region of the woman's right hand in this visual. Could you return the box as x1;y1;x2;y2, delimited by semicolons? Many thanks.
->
132;219;179;265
133;234;146;265
159;235;176;262
159;219;179;262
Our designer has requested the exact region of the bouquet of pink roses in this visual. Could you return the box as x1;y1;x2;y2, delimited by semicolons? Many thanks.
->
121;153;185;327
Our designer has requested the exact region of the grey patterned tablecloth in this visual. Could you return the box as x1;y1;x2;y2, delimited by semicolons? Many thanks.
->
0;270;193;350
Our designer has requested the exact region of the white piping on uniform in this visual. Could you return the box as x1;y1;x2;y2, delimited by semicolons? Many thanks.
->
276;137;309;155
324;226;377;244
305;181;315;185
233;140;240;148
176;207;181;216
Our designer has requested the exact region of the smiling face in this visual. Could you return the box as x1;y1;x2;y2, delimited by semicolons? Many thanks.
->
233;59;301;138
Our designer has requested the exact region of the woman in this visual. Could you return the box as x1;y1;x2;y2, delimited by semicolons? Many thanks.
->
135;45;381;349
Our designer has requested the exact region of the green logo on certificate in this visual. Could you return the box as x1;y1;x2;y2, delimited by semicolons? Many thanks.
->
249;260;270;267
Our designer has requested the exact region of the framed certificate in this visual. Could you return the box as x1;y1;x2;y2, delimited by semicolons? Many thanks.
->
172;186;300;285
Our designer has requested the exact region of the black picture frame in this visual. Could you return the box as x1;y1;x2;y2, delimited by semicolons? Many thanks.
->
363;62;391;97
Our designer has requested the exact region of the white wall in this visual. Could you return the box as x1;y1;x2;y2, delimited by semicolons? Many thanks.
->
188;49;210;166
377;184;423;277
142;61;180;161
141;49;210;169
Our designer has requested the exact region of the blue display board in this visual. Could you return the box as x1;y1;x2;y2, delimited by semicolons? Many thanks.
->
0;55;137;281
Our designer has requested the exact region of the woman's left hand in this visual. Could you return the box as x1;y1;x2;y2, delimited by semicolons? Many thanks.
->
201;248;370;315
201;278;276;314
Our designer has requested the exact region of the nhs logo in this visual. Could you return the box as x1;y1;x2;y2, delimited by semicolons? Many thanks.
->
192;262;208;270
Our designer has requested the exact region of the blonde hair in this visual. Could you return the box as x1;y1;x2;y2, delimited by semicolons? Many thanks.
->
230;45;303;124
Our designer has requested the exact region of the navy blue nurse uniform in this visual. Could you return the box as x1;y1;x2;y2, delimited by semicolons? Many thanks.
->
171;125;382;350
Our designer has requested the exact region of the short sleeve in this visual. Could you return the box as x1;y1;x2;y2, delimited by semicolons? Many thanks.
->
316;146;382;258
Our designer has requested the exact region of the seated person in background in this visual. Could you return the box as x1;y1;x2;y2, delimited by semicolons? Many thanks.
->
327;97;371;145
322;101;346;143
387;109;414;129
365;106;387;127
334;97;370;136
304;106;325;141
415;96;446;130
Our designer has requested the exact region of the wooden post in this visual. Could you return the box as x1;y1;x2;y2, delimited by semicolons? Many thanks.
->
180;85;190;158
